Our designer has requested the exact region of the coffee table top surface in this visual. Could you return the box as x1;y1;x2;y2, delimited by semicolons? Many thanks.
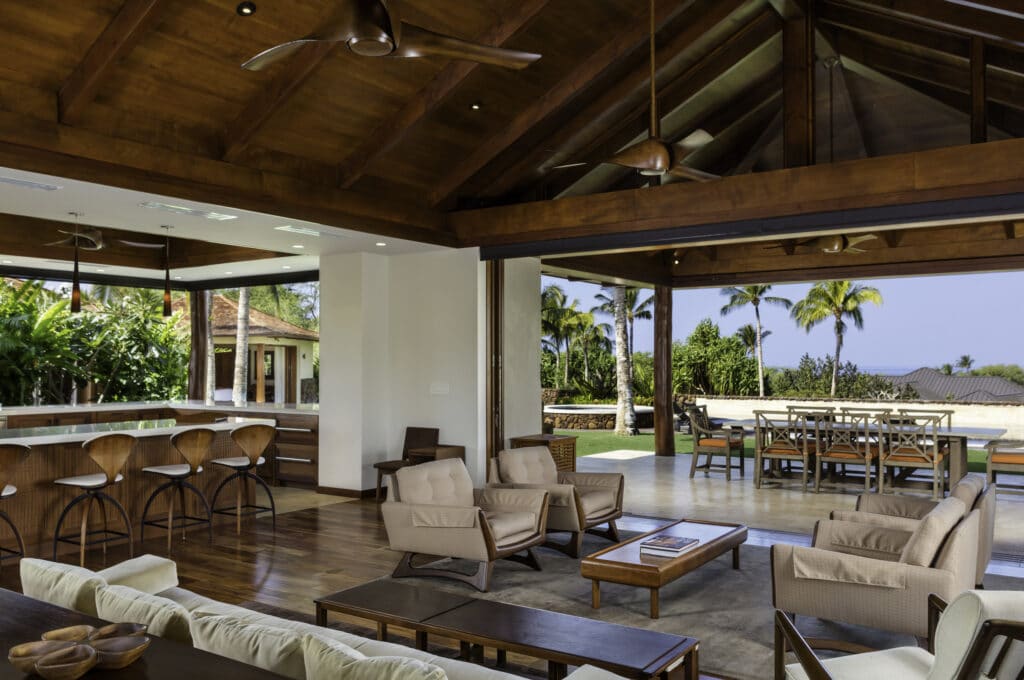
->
316;581;473;623
582;518;748;574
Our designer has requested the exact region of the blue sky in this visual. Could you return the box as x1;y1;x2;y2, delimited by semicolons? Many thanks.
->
542;271;1021;372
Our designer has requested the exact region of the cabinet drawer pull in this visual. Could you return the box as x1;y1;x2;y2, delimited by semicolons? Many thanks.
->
277;456;314;464
276;426;314;433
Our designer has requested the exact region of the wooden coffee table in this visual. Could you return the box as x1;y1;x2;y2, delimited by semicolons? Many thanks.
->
581;518;748;619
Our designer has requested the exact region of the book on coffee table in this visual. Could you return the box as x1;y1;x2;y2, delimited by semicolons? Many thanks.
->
639;534;698;557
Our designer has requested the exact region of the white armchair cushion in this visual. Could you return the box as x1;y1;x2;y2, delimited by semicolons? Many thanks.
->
98;554;179;594
900;497;965;566
498;447;557;485
396;458;474;507
930;590;1024;680
19;558;106;617
190;614;306;680
302;633;365;679
95;585;192;644
786;647;932;680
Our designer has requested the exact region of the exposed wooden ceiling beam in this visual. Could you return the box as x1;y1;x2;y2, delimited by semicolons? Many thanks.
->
450;137;1024;249
478;0;752;199
782;0;814;167
544;253;672;287
335;0;552;189
819;1;969;57
943;0;1024;21
733;109;782;174
58;0;169;125
0;108;452;245
817;30;869;161
971;37;987;143
426;0;693;207
222;43;337;163
838;0;1024;50
768;0;807;20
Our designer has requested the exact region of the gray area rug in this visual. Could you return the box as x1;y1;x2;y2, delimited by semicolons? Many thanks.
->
394;533;1024;680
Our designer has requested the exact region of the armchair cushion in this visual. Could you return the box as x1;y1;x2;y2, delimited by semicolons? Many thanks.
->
476;487;547;517
785;647;932;680
792;546;908;589
829;510;923;534
949;474;986;513
484;511;537;542
854;492;937;519
900;497;965;566
812;519;912;561
498;447;557;485
580;490;617;517
411;506;479;529
558;471;623;491
396;458;474;507
931;590;1024;680
499;483;574;507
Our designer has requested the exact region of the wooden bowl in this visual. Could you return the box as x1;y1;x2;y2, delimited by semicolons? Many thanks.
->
41;625;96;642
33;644;97;680
89;622;148;640
7;640;76;673
90;636;151;670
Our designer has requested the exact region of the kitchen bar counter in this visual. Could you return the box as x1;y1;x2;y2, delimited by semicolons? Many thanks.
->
0;417;275;447
0;400;318;418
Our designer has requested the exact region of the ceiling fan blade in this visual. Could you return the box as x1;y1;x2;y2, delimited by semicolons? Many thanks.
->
117;239;165;249
667;165;719;182
242;39;327;71
551;161;590;170
392;23;541;69
844;246;867;254
846;233;878;247
673;129;714;155
605;138;671;174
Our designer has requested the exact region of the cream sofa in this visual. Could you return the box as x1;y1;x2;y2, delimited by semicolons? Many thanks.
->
20;555;624;680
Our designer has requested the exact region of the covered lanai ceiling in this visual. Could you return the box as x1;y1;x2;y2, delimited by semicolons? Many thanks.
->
0;0;1022;287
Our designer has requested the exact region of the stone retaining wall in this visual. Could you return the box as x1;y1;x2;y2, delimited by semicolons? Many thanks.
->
544;409;655;430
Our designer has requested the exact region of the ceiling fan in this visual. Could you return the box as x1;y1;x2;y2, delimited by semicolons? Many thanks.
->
551;0;719;182
768;233;880;255
47;228;105;251
241;0;541;71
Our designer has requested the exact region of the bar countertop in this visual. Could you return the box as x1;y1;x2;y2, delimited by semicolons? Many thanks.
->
0;416;276;446
0;400;318;418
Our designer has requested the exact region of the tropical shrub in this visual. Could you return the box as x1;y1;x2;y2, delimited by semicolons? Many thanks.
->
672;319;758;396
769;353;917;400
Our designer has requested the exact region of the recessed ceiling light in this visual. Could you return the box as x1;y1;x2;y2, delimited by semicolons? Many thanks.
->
173;276;183;280
236;2;256;16
375;242;387;247
282;265;292;270
291;244;305;249
470;103;481;111
1;260;12;265
139;201;237;221
673;258;679;265
95;268;106;273
0;176;62;191
224;271;233;275
275;225;320;237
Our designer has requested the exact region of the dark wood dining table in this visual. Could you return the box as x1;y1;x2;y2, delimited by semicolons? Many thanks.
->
0;588;285;679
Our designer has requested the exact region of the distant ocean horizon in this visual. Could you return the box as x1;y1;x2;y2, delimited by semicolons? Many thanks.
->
770;365;920;376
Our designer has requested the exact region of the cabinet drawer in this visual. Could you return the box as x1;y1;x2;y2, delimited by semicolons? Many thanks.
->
275;414;318;431
276;442;317;464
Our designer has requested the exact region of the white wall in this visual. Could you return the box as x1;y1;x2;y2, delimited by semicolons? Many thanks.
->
503;258;542;445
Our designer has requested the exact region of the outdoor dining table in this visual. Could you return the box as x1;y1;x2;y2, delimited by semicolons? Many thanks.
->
723;418;1006;486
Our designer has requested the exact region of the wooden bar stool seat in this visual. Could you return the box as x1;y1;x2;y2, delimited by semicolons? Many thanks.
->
210;424;276;534
141;428;215;551
0;444;30;566
53;433;135;566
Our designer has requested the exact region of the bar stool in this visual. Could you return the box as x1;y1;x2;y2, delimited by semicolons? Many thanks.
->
53;433;135;566
0;444;30;566
210;424;277;534
140;428;215;551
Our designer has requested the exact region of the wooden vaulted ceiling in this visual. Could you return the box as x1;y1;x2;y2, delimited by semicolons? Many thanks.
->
0;0;1023;287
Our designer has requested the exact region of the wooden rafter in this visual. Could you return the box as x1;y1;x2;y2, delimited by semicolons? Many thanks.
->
840;0;1024;50
58;0;168;125
971;37;987;143
782;0;814;167
223;43;337;163
425;0;693;207
335;0;552;188
819;1;969;58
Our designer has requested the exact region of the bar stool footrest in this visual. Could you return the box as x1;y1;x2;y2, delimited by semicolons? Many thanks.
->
142;515;212;531
212;504;274;518
55;528;131;548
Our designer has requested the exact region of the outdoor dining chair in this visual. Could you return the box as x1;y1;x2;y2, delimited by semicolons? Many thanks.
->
754;410;813;491
687;406;745;481
815;409;879;493
880;412;948;499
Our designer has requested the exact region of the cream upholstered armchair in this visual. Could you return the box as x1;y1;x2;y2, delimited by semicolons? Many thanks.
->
488;446;623;557
829;474;996;589
381;457;549;591
772;496;979;639
774;590;1024;680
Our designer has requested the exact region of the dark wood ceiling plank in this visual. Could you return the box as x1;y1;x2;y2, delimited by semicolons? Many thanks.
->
450;136;1024;248
782;0;814;167
819;1;970;57
768;0;807;20
817;30;869;161
425;0;693;207
335;0;552;189
838;0;1024;50
0;108;452;245
971;37;987;143
537;10;782;199
478;0;752;200
942;0;1024;21
733;110;783;174
58;0;169;125
223;42;337;163
544;253;672;287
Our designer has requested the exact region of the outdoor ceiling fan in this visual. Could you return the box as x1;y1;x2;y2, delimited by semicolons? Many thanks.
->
551;0;719;182
768;233;880;255
46;228;105;251
241;0;541;71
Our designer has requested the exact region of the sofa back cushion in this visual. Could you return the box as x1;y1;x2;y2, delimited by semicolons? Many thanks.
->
949;474;985;515
303;633;366;679
191;614;306;680
900;497;965;566
19;558;105;617
396;458;473;507
95;585;191;644
97;554;179;594
498;447;556;485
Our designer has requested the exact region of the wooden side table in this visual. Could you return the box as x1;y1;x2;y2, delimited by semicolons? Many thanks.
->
510;434;577;472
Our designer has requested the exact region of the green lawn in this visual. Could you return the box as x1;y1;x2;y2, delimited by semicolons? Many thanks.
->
559;429;990;472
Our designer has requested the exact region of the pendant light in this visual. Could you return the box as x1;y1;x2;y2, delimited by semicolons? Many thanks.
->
162;225;172;317
69;212;82;313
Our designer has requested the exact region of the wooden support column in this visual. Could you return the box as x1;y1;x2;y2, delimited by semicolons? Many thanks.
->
782;0;815;167
486;260;505;458
653;285;674;457
971;36;988;144
254;343;266;403
187;290;208;401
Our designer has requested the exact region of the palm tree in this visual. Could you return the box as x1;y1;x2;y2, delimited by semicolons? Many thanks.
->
940;363;954;376
203;290;215;401
736;323;771;357
720;285;791;397
232;287;251;403
572;313;611;382
594;286;653;378
957;355;975;373
612;286;636;435
541;284;582;388
791;280;882;397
